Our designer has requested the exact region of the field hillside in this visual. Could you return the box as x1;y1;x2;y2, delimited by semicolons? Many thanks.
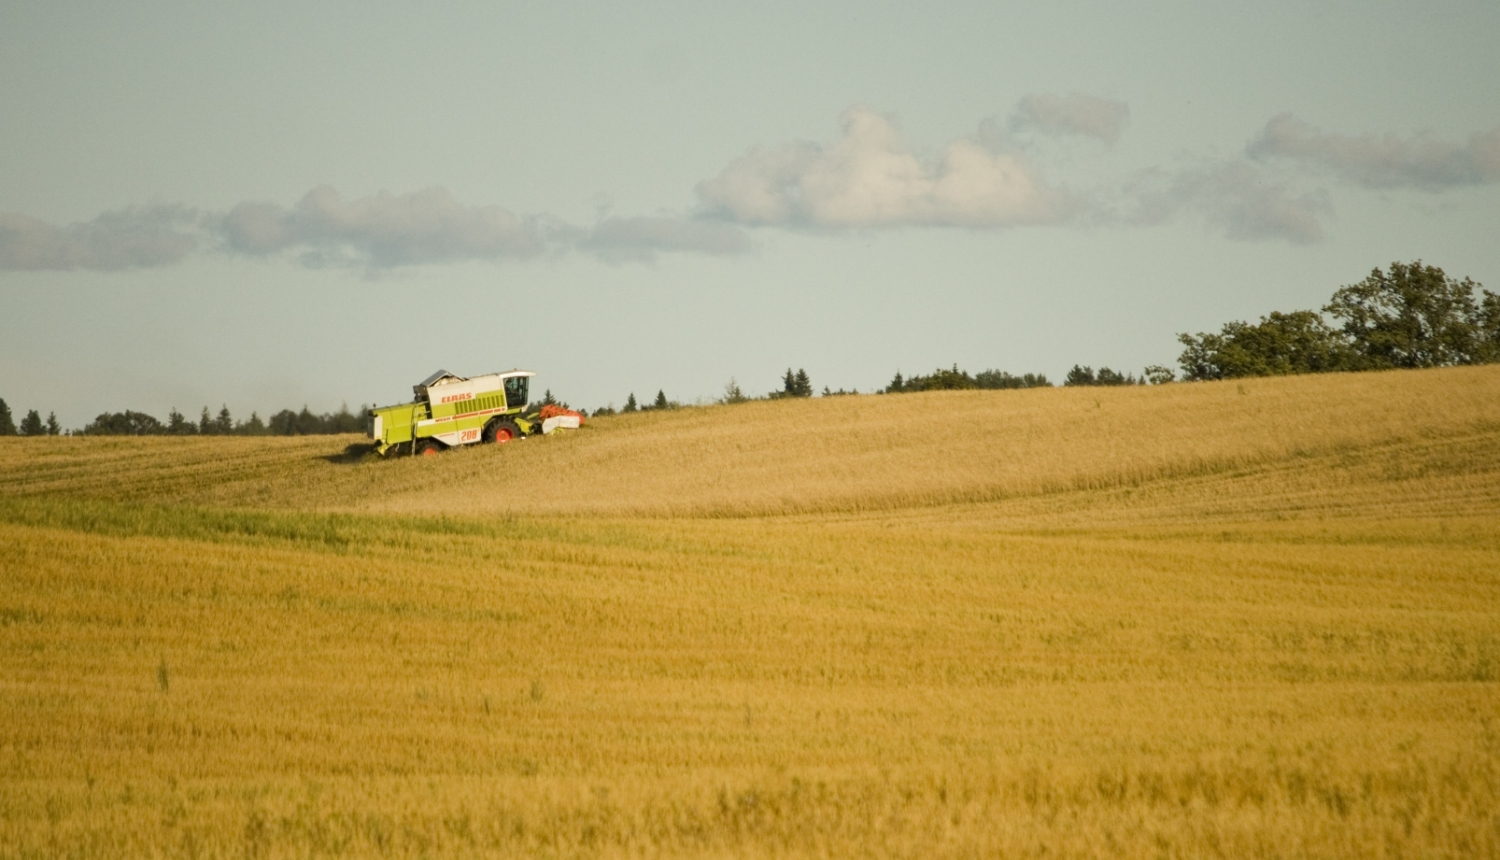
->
3;366;1499;858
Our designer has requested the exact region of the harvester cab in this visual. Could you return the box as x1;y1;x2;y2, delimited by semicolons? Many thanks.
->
367;368;583;457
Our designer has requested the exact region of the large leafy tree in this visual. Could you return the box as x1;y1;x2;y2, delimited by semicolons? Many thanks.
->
1324;261;1495;369
1479;291;1500;363
1178;310;1352;381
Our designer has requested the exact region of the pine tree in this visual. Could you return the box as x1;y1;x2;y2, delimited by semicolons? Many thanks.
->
214;405;233;435
199;407;214;435
295;407;318;435
793;369;812;397
167;408;194;435
1064;365;1096;386
782;368;797;397
45;412;61;435
722;378;747;404
0;398;15;436
19;409;44;436
623;393;638;413
653;390;669;410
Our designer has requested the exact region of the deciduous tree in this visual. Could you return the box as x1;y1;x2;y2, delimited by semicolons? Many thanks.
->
83;411;165;435
1177;311;1352;381
1065;366;1140;386
974;370;1051;389
1325;261;1494;369
18;409;44;436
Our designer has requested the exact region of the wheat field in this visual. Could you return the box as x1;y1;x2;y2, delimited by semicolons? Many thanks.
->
2;366;1499;858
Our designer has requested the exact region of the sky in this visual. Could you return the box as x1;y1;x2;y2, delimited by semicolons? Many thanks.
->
3;1;1498;428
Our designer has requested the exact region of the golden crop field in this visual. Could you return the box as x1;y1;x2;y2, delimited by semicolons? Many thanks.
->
2;366;1499;858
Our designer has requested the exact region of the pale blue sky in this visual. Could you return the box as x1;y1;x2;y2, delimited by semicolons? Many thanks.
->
3;1;1498;427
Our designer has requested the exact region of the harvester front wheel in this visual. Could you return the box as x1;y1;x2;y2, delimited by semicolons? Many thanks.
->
484;419;521;444
383;442;411;458
415;439;444;457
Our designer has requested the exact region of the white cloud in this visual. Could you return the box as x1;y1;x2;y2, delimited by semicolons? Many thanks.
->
1010;93;1130;143
29;107;1430;275
1248;113;1500;190
697;106;1076;229
579;215;752;263
0;205;198;271
1120;160;1331;244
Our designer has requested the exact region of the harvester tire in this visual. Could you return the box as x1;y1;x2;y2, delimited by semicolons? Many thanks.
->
484;419;521;444
415;439;444;457
383;442;411;458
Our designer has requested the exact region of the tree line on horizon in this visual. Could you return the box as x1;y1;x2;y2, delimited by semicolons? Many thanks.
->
588;262;1495;412
589;364;1081;415
0;402;370;437
0;401;61;436
5;262;1492;437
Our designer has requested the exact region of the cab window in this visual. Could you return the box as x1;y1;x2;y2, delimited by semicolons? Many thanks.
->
504;376;529;408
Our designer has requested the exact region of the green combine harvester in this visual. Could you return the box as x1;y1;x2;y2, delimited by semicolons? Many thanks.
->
366;369;581;457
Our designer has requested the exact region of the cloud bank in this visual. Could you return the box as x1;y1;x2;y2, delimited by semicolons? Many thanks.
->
1010;93;1130;143
696;107;1077;229
1248;113;1500;190
1120;161;1332;244
217;186;550;267
1;188;752;271
578;215;754;263
0;205;199;271
6;102;1496;272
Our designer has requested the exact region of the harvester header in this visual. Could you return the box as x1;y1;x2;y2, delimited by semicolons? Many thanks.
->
366;368;582;457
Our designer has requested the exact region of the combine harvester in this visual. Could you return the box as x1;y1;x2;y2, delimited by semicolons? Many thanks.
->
366;369;583;457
